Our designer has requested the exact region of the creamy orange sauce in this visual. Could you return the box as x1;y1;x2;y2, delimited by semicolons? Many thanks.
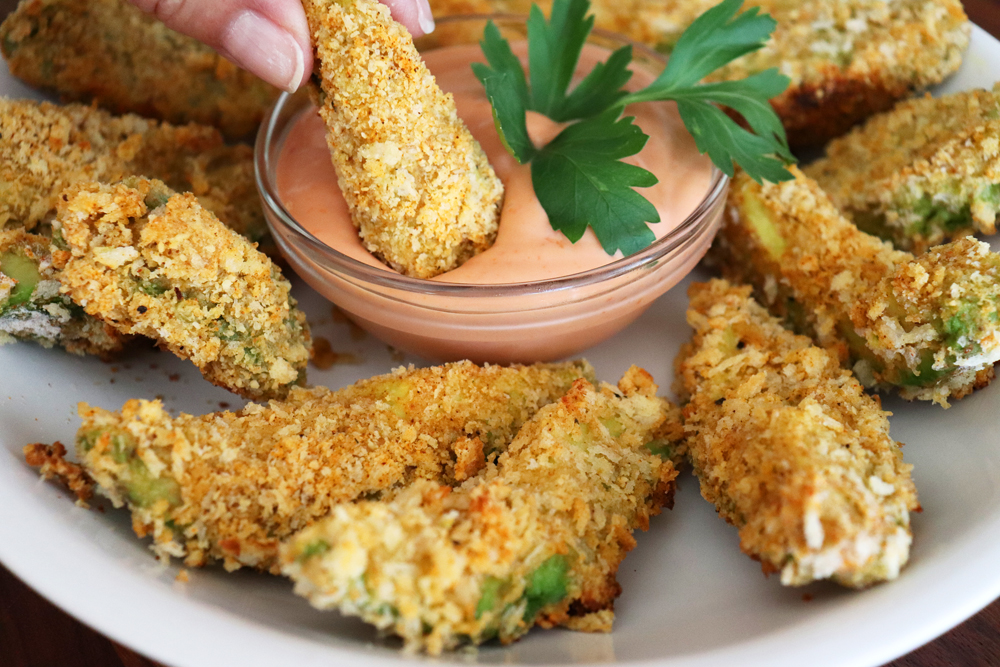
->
277;43;712;285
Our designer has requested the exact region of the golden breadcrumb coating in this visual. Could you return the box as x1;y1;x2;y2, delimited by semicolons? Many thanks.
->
0;99;270;249
711;167;1000;406
0;227;125;355
281;367;680;654
75;360;593;572
428;0;969;148
0;0;279;139
806;84;1000;253
303;0;504;278
55;178;310;400
23;441;94;504
677;280;917;588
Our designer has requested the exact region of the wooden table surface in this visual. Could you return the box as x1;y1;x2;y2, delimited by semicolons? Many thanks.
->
3;1;1000;665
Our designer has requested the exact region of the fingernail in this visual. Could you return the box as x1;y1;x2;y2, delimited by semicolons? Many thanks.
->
222;10;305;93
416;0;435;36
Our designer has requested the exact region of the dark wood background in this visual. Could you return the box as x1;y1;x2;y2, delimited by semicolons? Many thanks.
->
3;1;1000;666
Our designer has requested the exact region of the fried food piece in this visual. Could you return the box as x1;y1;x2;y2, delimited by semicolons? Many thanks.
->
428;0;969;148
0;228;125;355
0;100;269;249
55;178;310;400
632;0;969;148
677;280;917;588
24;441;94;504
0;0;279;140
281;367;679;654
74;360;593;571
303;0;504;278
806;85;1000;253
712;167;1000;406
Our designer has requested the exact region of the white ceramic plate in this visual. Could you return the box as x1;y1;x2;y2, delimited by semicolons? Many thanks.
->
2;25;1000;667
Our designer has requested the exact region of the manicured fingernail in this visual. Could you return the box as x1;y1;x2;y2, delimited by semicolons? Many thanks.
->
222;10;306;93
416;0;435;35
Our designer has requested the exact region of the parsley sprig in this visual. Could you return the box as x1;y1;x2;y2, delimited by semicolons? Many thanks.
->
472;0;795;256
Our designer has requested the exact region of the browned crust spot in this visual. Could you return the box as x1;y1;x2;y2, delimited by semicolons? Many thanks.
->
24;442;94;503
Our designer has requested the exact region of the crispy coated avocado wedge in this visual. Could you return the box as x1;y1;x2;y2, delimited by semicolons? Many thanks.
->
712;167;1000;406
0;0;279;140
427;0;970;148
73;360;594;571
280;367;681;654
54;178;310;400
806;85;1000;253
677;280;918;588
0;228;125;355
302;0;504;278
0;99;271;253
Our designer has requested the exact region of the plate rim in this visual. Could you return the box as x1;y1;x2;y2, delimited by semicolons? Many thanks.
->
2;22;1000;667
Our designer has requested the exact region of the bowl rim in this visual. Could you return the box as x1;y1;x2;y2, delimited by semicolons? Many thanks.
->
254;13;728;298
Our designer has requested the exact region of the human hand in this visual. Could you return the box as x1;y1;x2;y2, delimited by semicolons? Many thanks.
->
129;0;435;92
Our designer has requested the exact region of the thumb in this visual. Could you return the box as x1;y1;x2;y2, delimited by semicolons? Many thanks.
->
130;0;312;92
130;0;436;93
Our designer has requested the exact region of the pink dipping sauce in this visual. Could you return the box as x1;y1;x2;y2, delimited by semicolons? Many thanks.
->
267;40;724;363
276;43;712;284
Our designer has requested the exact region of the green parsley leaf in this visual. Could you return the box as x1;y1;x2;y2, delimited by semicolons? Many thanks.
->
532;109;659;256
558;44;632;121
525;0;634;121
475;0;794;256
638;0;777;90
526;0;593;118
674;95;791;182
472;21;534;163
616;0;794;182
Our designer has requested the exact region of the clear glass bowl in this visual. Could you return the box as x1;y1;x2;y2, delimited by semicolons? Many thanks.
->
255;15;728;364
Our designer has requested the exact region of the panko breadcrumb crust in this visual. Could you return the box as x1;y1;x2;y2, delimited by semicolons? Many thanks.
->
55;178;310;400
23;442;94;504
73;361;593;573
428;0;969;148
806;84;1000;253
0;99;270;251
677;280;918;588
0;227;125;355
711;167;1000;406
0;0;279;140
282;367;681;654
302;0;504;278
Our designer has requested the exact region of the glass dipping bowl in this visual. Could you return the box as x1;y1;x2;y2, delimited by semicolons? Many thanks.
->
255;15;728;364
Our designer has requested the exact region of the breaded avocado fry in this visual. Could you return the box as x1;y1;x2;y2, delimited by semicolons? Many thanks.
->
0;0;279;140
630;0;970;148
281;368;680;654
302;0;504;278
712;167;1000;405
55;178;310;400
677;280;918;588
0;100;270;249
806;85;1000;253
72;360;594;571
1;100;271;247
0;228;124;355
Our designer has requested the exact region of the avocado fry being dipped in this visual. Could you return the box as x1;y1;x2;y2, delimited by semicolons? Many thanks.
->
712;167;1000;406
301;0;504;278
281;367;681;654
